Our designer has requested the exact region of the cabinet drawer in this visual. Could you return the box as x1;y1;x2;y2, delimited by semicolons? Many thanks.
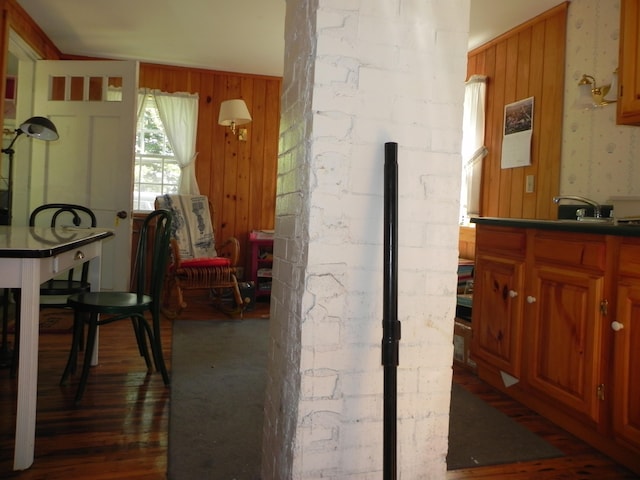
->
619;242;640;276
533;234;606;271
476;226;526;257
39;242;101;283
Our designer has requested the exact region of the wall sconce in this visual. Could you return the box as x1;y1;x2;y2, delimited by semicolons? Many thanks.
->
575;71;618;109
218;99;252;141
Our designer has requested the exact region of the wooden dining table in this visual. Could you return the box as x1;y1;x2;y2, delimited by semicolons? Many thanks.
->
0;225;113;470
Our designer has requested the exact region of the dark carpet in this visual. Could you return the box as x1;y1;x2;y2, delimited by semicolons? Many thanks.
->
447;382;564;470
169;319;268;480
169;319;563;478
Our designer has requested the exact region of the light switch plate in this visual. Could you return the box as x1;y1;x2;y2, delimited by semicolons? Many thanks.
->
526;175;535;193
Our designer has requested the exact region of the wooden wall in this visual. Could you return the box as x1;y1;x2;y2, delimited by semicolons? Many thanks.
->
458;226;476;260
138;65;281;275
0;0;62;108
0;0;281;275
467;2;568;220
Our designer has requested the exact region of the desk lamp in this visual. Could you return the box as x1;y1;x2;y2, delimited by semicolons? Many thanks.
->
1;116;59;225
0;116;58;366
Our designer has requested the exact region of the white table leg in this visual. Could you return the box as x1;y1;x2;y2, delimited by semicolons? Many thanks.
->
14;259;41;470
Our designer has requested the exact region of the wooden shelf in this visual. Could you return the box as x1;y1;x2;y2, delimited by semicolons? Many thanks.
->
249;231;273;299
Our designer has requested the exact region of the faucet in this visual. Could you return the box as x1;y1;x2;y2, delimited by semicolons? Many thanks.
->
552;195;602;218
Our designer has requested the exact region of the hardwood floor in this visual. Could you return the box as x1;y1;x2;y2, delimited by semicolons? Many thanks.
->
0;297;636;479
448;366;638;479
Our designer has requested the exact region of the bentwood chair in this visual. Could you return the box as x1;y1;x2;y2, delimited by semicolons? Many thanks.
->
60;209;173;404
30;204;98;304
10;204;97;376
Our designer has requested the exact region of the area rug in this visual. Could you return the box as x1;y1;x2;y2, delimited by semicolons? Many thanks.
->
447;382;564;470
5;306;75;334
168;319;268;480
169;319;563;477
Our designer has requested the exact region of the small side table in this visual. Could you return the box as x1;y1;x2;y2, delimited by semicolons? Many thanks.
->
248;231;274;299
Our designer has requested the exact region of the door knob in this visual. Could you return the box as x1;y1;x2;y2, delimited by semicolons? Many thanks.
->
611;321;625;332
116;210;127;219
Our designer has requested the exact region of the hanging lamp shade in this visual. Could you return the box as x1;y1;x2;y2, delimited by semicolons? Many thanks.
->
574;80;596;110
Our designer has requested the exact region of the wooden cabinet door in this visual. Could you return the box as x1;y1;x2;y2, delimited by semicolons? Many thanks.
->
471;253;525;377
525;264;605;425
612;281;640;448
617;0;640;125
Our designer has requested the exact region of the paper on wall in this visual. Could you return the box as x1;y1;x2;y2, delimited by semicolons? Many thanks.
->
501;96;534;169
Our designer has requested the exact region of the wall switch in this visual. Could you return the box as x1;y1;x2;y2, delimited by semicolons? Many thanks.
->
526;175;535;193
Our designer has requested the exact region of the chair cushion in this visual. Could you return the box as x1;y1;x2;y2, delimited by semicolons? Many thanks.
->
179;257;231;268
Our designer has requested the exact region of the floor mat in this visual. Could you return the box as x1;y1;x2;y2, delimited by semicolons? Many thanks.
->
447;382;564;470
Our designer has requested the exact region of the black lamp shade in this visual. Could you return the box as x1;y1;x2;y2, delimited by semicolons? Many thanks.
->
19;116;59;141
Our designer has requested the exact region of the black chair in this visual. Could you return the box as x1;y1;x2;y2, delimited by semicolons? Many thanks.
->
30;204;98;305
9;204;97;376
60;209;173;404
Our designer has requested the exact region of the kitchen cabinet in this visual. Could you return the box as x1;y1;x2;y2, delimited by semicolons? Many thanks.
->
617;0;640;125
471;220;640;474
524;232;607;427
471;226;525;378
612;240;640;449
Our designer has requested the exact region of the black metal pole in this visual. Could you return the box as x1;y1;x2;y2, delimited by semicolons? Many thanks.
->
382;142;400;480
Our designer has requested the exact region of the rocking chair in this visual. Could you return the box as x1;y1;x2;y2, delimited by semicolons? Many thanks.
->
155;194;247;317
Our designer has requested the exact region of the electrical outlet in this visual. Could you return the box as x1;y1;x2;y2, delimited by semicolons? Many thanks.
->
526;175;535;193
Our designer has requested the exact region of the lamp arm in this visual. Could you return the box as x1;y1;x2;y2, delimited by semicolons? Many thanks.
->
1;129;24;155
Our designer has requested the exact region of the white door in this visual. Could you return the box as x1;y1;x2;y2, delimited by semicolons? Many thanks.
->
29;60;138;291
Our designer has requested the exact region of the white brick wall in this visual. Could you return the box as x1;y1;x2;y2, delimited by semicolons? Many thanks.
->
262;1;469;478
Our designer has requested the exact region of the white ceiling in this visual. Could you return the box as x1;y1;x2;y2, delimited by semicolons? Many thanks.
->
16;0;568;77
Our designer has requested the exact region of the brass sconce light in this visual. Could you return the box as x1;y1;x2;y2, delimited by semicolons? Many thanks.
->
218;99;252;141
575;70;618;109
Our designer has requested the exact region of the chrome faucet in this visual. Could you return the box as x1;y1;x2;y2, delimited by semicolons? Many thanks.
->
553;195;602;218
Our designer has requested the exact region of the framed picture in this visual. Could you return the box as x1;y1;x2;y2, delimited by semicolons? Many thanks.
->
4;75;16;120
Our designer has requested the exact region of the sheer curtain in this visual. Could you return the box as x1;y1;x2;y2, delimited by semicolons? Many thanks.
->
460;75;488;225
137;89;148;122
153;90;200;194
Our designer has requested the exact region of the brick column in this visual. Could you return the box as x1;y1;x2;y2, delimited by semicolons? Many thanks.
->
262;1;470;478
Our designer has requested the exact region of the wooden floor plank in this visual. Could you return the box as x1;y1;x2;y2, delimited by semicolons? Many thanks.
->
0;298;635;478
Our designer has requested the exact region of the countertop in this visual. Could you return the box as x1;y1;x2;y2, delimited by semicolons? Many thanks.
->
470;217;640;237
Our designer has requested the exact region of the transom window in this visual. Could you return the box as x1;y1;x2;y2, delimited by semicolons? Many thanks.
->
133;96;180;211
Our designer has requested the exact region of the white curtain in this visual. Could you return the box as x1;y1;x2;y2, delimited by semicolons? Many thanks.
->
460;75;488;224
153;90;200;194
137;89;148;123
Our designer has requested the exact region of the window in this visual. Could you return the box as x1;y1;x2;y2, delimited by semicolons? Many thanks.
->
133;96;180;211
460;75;488;225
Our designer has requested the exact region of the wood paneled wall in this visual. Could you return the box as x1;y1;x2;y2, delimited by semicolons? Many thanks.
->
467;2;568;220
0;0;281;275
0;0;62;114
138;64;281;275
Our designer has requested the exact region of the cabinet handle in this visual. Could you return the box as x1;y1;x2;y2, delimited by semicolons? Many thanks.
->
611;321;625;332
74;250;85;260
526;295;536;304
508;290;518;298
